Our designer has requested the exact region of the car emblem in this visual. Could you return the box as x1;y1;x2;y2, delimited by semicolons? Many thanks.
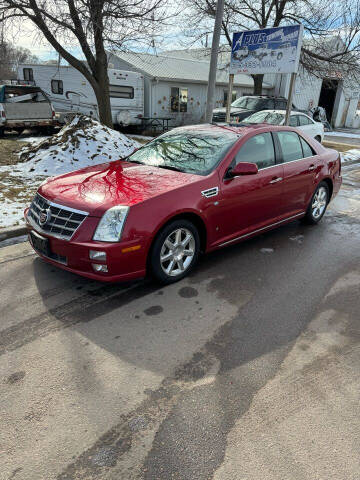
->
39;208;51;226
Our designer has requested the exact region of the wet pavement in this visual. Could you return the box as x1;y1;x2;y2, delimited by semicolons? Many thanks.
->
1;165;360;480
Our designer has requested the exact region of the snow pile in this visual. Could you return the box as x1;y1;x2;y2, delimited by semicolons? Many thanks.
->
325;131;360;139
341;149;360;164
16;115;139;176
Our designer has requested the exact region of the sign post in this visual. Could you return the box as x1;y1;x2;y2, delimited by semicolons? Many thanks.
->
225;74;234;123
284;72;297;125
228;24;303;123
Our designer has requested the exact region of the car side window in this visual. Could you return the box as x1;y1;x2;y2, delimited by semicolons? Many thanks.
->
277;131;304;163
263;99;275;109
289;116;299;127
299;115;312;126
235;132;275;169
276;99;287;109
300;137;315;158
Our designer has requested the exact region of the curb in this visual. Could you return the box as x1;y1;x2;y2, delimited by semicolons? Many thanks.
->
0;225;27;242
323;140;360;150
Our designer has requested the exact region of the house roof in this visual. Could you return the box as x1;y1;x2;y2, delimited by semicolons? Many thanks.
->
110;51;272;89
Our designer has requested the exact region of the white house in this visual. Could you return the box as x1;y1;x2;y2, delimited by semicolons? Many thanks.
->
107;51;273;126
163;41;360;128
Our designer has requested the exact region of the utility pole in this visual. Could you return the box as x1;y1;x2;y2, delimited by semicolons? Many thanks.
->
204;0;224;123
284;72;297;125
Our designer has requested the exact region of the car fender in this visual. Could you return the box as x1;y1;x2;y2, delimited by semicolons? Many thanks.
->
147;206;209;251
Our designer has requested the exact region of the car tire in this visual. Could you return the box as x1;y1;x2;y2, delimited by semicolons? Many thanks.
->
304;181;329;225
150;219;200;284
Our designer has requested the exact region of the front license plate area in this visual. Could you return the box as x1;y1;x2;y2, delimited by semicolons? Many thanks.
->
30;230;50;257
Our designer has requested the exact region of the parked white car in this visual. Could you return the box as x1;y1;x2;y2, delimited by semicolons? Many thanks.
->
253;44;269;61
233;46;250;61
241;110;324;142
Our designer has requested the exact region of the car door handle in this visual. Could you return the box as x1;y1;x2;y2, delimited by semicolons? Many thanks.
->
308;164;316;171
269;177;283;184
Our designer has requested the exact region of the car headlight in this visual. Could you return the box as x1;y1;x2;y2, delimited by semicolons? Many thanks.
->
93;206;129;242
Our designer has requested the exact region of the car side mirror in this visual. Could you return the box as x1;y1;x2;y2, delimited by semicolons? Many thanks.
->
228;162;258;177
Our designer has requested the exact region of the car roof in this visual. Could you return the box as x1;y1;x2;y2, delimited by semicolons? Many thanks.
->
247;109;309;116
167;123;307;137
236;95;288;99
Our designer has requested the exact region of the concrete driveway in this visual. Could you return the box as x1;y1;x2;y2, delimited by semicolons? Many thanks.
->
1;165;360;480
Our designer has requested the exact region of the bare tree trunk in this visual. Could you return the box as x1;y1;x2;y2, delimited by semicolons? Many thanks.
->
93;60;113;128
252;74;264;95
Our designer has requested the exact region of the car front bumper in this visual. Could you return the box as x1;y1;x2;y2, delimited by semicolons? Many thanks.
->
25;208;147;282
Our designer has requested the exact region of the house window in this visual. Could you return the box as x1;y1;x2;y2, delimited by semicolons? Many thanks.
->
23;68;33;81
223;90;237;107
51;79;63;95
109;85;134;99
170;87;188;112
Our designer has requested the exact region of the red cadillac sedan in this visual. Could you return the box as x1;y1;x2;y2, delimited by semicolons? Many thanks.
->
25;124;342;284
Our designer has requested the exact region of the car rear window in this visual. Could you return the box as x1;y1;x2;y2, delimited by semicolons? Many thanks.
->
126;127;239;175
299;115;312;126
277;131;303;162
300;137;315;157
2;86;48;103
235;133;275;169
243;111;284;125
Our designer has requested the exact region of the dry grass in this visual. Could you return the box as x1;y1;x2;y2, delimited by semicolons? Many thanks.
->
322;140;360;152
0;138;24;166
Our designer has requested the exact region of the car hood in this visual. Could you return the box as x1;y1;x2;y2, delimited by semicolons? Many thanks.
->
213;107;251;115
39;160;202;217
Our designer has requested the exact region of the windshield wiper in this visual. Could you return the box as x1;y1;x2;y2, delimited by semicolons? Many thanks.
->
126;159;144;165
157;165;183;173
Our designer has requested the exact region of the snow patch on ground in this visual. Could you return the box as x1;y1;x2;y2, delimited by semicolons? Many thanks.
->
341;149;360;163
325;131;360;139
15;116;139;177
260;248;274;254
0;116;140;229
0;192;34;229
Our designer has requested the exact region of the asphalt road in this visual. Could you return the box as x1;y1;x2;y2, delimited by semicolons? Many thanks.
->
1;165;360;480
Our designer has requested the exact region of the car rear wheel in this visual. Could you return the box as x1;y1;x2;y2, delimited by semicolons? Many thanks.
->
304;182;329;224
150;220;200;284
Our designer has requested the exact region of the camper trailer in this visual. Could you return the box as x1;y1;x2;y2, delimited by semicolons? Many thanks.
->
18;64;144;126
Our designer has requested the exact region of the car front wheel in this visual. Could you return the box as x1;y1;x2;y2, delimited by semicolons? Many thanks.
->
304;182;329;224
150;220;200;284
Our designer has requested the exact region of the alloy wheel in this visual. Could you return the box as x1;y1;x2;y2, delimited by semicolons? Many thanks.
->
312;186;327;219
160;228;195;277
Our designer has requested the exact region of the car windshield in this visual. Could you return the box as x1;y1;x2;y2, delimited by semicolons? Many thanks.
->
231;97;265;110
242;111;284;125
126;128;239;175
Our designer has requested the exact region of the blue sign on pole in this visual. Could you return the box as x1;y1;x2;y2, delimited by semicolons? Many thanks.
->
230;25;303;75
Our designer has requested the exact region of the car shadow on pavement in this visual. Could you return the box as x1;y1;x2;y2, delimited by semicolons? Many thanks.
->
24;211;360;480
29;216;341;379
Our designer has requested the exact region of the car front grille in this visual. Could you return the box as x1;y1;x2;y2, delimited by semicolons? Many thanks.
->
28;192;88;240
